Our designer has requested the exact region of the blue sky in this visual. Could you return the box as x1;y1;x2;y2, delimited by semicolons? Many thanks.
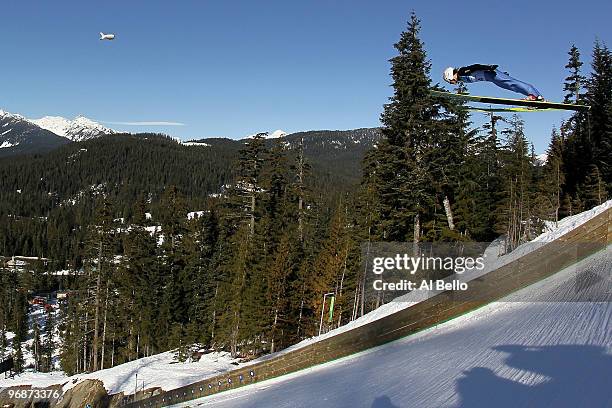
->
1;0;610;151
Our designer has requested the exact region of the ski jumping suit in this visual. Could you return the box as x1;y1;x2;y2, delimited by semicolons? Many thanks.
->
456;64;542;97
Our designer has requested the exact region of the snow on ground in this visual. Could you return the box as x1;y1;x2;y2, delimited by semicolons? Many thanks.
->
535;200;611;242
188;211;208;220
0;349;242;397
1;302;62;365
23;303;62;370
60;351;241;395
182;141;211;147
0;140;17;148
1;301;62;390
173;247;612;408
145;225;164;245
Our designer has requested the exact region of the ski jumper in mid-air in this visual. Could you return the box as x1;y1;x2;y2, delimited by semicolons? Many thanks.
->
443;64;544;101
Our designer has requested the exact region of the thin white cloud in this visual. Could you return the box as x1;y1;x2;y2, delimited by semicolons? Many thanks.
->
98;120;186;126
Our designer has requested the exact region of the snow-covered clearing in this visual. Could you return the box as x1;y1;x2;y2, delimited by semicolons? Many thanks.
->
59;351;241;396
1;302;61;368
0;349;243;397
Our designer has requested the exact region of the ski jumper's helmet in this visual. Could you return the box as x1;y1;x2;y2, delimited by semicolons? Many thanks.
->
443;67;455;83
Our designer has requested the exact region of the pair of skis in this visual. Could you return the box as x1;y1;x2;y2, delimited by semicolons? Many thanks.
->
431;90;591;113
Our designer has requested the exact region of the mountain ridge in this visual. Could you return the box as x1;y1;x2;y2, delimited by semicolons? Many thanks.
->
0;110;70;157
0;109;117;156
30;115;116;142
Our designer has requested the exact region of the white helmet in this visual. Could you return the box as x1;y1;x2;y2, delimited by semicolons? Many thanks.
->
443;67;455;83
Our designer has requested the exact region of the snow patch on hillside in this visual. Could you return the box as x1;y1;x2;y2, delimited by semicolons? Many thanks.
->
0;140;18;148
182;141;211;147
188;211;208;220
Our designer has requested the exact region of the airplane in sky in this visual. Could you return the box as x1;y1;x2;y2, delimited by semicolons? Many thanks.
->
99;32;115;41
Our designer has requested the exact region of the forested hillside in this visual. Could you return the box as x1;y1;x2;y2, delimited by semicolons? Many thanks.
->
0;129;380;268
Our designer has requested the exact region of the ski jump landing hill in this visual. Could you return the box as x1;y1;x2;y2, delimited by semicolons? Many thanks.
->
124;206;611;408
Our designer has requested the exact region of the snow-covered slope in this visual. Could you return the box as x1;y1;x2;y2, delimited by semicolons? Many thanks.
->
174;247;612;408
31;115;115;142
267;129;287;139
29;116;71;137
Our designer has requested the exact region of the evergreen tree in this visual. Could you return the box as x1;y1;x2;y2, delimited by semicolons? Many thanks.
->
32;321;42;372
115;199;161;363
563;44;586;104
562;41;612;200
12;333;24;374
12;290;28;349
168;324;188;362
158;186;188;333
582;165;607;207
216;223;253;357
370;12;472;244
539;127;566;223
236;133;267;236
88;200;117;372
585;41;612;189
309;204;353;335
375;12;441;242
59;295;81;375
266;231;295;353
43;305;55;372
497;116;538;251
60;199;118;373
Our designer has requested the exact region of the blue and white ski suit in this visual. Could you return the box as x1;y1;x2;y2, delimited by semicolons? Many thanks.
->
459;67;542;97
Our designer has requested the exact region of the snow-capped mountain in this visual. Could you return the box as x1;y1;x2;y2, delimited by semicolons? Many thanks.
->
0;108;117;157
268;129;288;139
243;129;288;140
31;115;115;142
535;153;548;166
0;110;69;157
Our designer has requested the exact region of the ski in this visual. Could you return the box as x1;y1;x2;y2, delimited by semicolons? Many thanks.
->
431;90;591;112
468;107;561;113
